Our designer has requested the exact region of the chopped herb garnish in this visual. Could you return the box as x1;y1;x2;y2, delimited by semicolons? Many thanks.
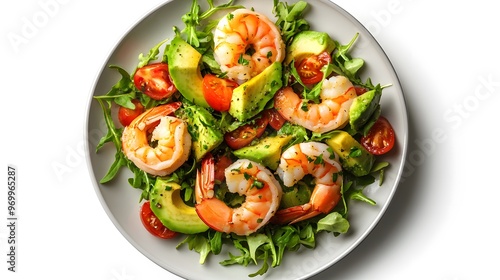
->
349;147;362;158
314;154;324;165
238;54;250;66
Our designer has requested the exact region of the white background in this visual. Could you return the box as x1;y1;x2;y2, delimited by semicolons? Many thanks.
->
1;0;499;279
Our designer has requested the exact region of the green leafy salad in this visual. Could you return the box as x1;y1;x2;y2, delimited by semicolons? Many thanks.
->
93;0;396;277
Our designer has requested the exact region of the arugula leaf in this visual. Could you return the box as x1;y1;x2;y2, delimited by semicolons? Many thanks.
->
271;226;300;266
221;226;315;277
129;168;156;201
201;51;223;75
298;224;316;247
370;160;390;186
247;233;272;265
95;98;127;180
331;33;376;90
341;172;378;208
220;236;252;266
344;57;364;76
177;234;213;264
180;0;202;47
94;65;137;109
349;188;376;205
177;0;242;50
137;38;168;68
317;212;350;233
248;251;270;277
273;0;310;44
209;230;223;255
371;161;390;173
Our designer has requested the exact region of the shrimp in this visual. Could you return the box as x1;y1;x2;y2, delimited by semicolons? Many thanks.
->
274;75;357;133
195;154;282;236
272;142;343;225
121;102;191;176
213;9;285;83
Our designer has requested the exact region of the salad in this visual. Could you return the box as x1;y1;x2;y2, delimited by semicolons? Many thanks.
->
93;0;396;277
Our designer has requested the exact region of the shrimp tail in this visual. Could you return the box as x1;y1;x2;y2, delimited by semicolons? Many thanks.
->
136;101;181;127
195;153;215;202
194;153;232;232
195;200;232;232
271;204;321;225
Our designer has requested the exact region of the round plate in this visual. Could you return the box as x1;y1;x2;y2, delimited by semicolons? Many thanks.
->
85;0;408;279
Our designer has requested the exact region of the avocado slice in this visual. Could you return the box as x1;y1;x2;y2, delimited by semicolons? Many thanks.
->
167;36;209;108
233;135;292;170
325;131;374;177
228;62;282;122
361;105;381;136
285;31;336;65
181;105;224;161
349;88;382;132
149;178;209;234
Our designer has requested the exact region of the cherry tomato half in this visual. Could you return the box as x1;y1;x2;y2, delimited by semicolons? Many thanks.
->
360;116;396;155
214;154;233;183
133;63;177;100
295;51;332;85
264;108;287;131
118;99;144;127
140;201;178;239
224;115;269;150
202;74;239;112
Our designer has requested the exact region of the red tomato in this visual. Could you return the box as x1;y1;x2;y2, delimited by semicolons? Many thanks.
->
133;63;177;100
264;108;287;130
202;74;239;111
140;201;178;239
360;116;396;155
295;51;332;85
214;154;233;183
118;99;144;127
225;115;269;150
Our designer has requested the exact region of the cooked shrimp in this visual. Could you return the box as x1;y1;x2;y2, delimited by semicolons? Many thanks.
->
272;142;343;224
213;9;285;83
195;155;282;236
121;102;191;176
274;75;357;133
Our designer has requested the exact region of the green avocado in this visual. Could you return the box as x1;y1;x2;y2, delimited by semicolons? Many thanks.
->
325;130;374;177
167;36;209;108
349;88;382;132
181;105;224;161
232;135;292;170
228;62;282;122
361;105;381;136
149;179;209;234
285;31;336;65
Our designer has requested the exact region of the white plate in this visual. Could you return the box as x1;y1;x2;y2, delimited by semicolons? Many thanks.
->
85;0;408;279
